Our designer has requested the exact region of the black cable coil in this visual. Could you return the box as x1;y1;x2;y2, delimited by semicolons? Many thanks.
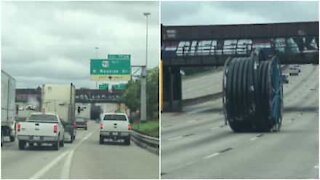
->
222;50;283;132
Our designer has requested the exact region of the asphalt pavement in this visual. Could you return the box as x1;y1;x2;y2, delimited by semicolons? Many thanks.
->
161;64;319;179
182;69;223;100
1;121;159;179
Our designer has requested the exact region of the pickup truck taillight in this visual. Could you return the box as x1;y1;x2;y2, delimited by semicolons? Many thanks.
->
100;123;104;129
16;123;21;132
53;124;58;133
128;124;132;130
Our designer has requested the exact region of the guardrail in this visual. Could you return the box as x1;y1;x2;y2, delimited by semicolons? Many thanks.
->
131;130;159;155
182;92;223;106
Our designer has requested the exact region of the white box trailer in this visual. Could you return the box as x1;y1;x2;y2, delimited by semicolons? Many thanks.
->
41;83;76;142
1;70;16;146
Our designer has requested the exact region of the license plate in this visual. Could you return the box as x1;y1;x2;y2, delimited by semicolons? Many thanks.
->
112;132;118;136
33;136;40;140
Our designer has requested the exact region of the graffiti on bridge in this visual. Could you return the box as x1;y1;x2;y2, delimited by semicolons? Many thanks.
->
162;37;318;58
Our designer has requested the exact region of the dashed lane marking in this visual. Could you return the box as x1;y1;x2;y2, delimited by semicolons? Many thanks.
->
250;134;264;141
29;131;94;179
218;147;233;153
182;133;194;137
29;151;69;179
61;150;74;179
250;137;258;141
256;134;264;137
203;152;220;159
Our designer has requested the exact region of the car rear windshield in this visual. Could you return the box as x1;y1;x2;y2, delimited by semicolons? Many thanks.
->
28;115;58;122
76;118;85;122
103;114;127;121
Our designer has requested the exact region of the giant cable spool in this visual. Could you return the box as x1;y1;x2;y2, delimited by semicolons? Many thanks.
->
223;50;283;132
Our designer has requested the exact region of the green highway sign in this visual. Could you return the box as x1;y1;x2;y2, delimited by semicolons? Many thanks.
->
112;83;128;90
90;59;130;75
99;83;109;90
108;54;130;61
90;54;131;81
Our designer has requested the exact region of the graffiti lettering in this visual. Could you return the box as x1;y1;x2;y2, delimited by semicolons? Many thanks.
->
163;37;318;58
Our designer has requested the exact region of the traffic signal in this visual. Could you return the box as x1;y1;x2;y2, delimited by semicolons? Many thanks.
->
77;106;81;114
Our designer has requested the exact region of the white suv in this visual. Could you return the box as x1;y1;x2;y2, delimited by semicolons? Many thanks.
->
99;113;131;145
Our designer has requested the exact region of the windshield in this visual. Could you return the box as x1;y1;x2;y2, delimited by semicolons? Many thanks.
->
76;118;85;122
28;114;58;122
103;114;127;121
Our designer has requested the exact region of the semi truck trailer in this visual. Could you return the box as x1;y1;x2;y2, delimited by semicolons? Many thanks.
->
41;83;76;142
1;70;16;146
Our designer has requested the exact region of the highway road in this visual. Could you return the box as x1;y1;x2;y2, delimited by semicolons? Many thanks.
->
161;64;319;179
1;121;159;179
182;68;223;100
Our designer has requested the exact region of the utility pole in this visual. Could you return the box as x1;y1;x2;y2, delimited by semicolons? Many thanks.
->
140;12;150;122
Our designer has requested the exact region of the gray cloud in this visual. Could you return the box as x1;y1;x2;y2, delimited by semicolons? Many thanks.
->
161;1;318;25
2;1;159;88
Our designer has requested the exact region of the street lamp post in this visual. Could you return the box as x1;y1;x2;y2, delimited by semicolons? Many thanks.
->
94;47;99;89
140;12;150;122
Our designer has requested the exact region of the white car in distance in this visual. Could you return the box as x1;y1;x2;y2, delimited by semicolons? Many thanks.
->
289;67;300;76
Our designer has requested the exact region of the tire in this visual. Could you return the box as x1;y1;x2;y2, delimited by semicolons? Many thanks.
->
53;136;60;150
125;137;130;145
10;135;15;142
53;140;60;150
99;136;103;144
60;138;64;147
19;140;26;150
85;127;88;131
70;134;75;143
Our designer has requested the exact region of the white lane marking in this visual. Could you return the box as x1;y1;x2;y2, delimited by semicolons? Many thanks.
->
61;150;75;179
203;152;220;159
30;131;94;179
168;136;183;141
83;132;93;141
74;131;94;149
29;151;69;179
250;137;258;141
60;131;93;178
188;120;197;123
314;165;319;169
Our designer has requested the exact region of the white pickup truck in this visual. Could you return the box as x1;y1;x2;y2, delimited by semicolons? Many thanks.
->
16;113;65;150
99;113;131;145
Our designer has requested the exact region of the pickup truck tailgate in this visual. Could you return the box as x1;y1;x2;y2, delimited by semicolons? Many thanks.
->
17;122;58;137
103;120;128;132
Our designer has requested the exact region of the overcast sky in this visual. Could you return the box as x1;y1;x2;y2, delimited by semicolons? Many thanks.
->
161;1;319;25
1;1;159;88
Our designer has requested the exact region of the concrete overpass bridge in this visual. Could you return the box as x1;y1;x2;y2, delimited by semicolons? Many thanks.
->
16;88;125;104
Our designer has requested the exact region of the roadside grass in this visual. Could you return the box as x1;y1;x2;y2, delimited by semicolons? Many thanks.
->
132;120;159;137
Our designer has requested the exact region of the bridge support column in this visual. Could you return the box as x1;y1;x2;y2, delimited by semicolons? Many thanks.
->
163;66;182;112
